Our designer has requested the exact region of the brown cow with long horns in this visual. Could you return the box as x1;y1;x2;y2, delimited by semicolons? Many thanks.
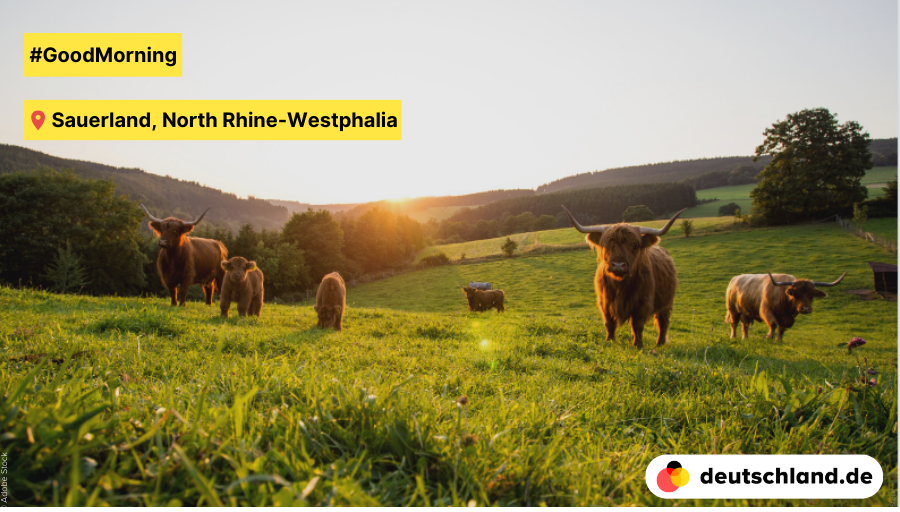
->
725;271;847;341
141;204;228;306
562;206;686;349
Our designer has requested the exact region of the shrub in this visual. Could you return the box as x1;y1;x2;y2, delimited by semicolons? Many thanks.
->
501;237;518;258
718;202;741;216
622;205;655;222
681;219;694;238
422;252;451;266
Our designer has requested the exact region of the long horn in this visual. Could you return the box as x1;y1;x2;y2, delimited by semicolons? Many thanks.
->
140;204;164;223
185;207;211;226
768;272;794;287
561;205;609;234
638;208;688;236
813;271;848;287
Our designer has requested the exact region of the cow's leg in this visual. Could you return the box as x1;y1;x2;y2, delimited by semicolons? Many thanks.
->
761;311;779;339
219;291;230;318
630;318;645;349
203;283;215;305
727;309;741;339
654;309;671;346
741;322;750;340
600;309;617;341
177;283;189;306
251;294;262;317
776;326;786;342
168;285;178;306
237;294;251;316
604;319;618;341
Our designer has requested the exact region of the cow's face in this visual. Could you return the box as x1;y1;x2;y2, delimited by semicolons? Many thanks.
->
149;218;193;249
784;280;827;314
222;257;257;284
315;305;342;328
462;286;476;299
586;225;659;280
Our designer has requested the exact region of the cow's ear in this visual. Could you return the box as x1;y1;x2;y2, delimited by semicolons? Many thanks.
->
181;224;194;234
586;233;603;248
221;260;232;272
148;221;161;236
641;234;660;248
786;288;796;297
246;261;258;272
813;289;827;298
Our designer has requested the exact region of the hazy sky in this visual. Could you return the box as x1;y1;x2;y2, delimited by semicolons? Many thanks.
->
2;0;897;204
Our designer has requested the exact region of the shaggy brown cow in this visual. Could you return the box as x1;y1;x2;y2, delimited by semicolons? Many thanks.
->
562;205;686;348
220;256;264;318
462;286;505;312
315;272;346;331
141;205;227;306
725;271;847;341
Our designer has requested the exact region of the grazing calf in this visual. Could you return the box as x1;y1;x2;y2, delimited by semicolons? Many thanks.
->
315;272;346;331
462;286;506;312
141;204;227;306
219;257;264;318
725;271;847;341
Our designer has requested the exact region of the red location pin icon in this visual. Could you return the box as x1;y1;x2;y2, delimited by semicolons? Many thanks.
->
32;111;45;130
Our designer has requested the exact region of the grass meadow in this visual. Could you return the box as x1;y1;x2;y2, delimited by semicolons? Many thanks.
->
1;222;897;506
419;217;764;263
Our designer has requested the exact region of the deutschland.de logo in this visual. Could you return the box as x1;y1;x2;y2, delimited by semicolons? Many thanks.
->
657;461;690;492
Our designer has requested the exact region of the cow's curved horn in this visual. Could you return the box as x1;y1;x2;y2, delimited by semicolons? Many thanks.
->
140;204;164;223
638;208;688;236
813;271;848;287
561;205;608;234
768;272;794;287
185;207;211;226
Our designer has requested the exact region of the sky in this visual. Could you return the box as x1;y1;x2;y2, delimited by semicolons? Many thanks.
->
1;0;897;204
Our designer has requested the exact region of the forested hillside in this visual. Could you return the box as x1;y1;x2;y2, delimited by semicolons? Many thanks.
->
267;199;359;216
0;145;289;232
536;156;772;193
333;189;536;220
537;138;895;194
448;182;697;225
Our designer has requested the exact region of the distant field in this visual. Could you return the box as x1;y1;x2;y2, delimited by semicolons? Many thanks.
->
406;205;472;223
417;217;747;262
684;166;897;218
858;217;898;242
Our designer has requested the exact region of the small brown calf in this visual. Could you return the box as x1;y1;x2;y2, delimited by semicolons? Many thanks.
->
316;272;346;331
220;256;264;318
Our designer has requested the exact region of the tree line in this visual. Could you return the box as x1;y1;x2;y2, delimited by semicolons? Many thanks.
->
448;182;698;226
0;169;426;302
432;212;559;244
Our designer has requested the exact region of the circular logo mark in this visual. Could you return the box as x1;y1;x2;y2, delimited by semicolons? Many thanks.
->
657;461;690;492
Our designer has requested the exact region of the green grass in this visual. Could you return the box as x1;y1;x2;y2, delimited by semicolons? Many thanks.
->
685;166;897;217
2;223;896;506
861;166;898;197
855;218;898;243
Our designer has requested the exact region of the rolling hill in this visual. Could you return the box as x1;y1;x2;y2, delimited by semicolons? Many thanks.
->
0;144;290;232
